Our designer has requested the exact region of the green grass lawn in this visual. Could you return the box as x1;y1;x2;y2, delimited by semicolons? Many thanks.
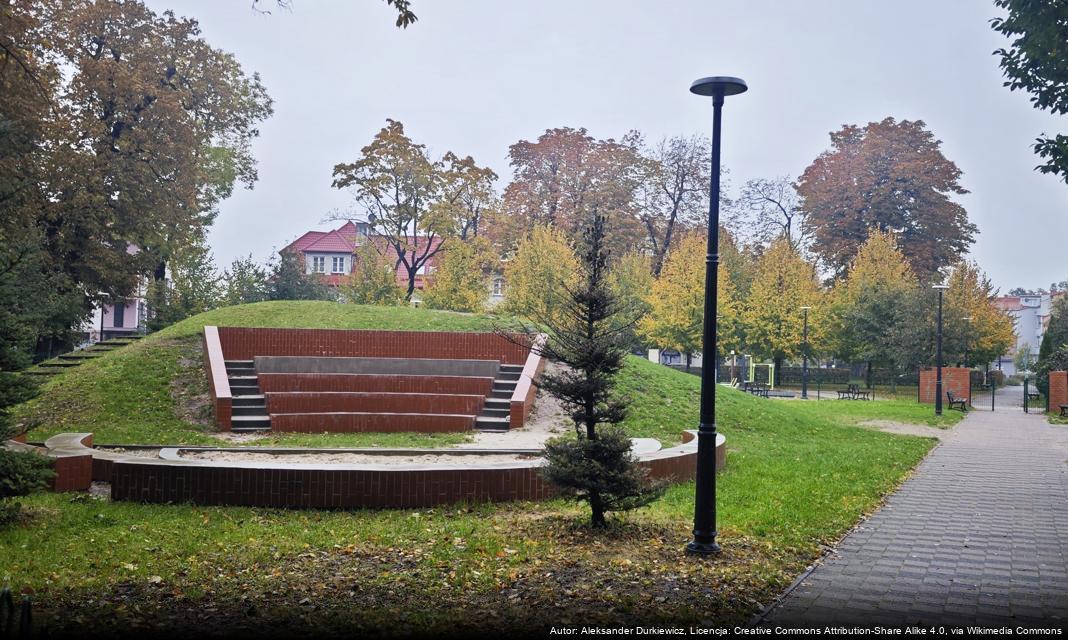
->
3;301;943;633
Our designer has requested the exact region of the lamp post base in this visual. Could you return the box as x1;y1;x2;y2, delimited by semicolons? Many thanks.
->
685;539;722;555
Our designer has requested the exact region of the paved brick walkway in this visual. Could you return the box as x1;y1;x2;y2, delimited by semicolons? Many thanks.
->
763;404;1068;627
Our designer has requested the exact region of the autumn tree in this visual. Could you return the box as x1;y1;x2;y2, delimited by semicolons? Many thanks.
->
422;237;497;312
728;176;811;253
537;214;663;528
501;225;580;325
943;261;1016;368
332;120;494;300
636;135;711;276
146;239;221;330
991;0;1068;184
742;238;825;382
500;127;645;257
433;152;499;240
829;230;917;387
0;0;272;357
268;252;332;301
797;118;976;279
609;252;655;351
640;233;739;370
338;241;404;306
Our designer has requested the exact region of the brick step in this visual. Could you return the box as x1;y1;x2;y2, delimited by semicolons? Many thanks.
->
270;412;474;433
232;394;265;406
263;391;486;415
256;373;494;396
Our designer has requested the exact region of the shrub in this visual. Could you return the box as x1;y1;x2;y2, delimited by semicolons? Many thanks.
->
541;427;665;521
1035;345;1068;396
0;449;54;525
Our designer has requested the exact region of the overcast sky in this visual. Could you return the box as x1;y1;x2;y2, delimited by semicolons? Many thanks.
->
147;0;1067;292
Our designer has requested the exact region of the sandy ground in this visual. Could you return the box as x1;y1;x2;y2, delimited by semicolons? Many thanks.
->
96;447;161;457
460;363;572;449
178;450;540;465
859;419;956;439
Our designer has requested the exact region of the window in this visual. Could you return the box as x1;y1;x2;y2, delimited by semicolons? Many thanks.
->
311;256;325;273
492;277;504;297
332;256;345;273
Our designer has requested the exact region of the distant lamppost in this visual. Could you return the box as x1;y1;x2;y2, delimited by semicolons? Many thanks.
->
962;316;972;368
933;283;949;415
801;306;812;400
687;75;747;556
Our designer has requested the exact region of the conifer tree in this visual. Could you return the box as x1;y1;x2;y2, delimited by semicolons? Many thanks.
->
537;214;663;528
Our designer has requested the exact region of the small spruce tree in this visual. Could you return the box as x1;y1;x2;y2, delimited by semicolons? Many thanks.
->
536;213;664;528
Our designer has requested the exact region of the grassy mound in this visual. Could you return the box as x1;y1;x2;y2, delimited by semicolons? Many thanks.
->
3;300;961;631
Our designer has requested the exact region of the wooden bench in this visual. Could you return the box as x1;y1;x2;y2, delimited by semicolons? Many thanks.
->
946;391;968;412
838;383;859;400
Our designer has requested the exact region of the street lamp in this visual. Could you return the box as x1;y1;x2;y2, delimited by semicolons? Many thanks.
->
687;75;747;556
801;306;812;400
933;283;949;416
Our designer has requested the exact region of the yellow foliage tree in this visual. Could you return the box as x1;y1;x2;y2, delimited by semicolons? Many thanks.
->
639;233;739;369
742;238;825;378
609;252;655;350
944;261;1015;367
338;242;404;305
501;225;580;324
829;230;917;380
422;237;497;313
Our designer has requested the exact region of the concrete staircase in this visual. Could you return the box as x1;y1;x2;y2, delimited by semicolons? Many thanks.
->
475;363;523;431
28;335;143;377
225;360;271;432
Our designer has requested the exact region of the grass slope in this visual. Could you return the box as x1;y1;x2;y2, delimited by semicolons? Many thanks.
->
4;322;942;632
15;301;512;447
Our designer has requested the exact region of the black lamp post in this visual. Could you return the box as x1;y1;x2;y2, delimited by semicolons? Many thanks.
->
933;283;948;416
687;75;747;556
801;306;811;400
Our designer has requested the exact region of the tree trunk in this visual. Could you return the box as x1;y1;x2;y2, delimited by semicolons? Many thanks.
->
685;352;692;372
866;361;873;389
589;490;606;528
773;356;783;386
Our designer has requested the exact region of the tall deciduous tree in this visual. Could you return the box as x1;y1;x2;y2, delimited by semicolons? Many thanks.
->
609;252;655;351
797;118;976;279
500;127;645;257
639;232;739;370
830;230;917;386
147;239;221;330
991;0;1068;184
501;225;580;325
728;176;811;254
332;120;494;300
636;135;710;276
742;238;825;381
222;255;270;306
944;261;1016;368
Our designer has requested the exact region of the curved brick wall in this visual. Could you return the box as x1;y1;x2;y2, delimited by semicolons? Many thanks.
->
38;431;725;509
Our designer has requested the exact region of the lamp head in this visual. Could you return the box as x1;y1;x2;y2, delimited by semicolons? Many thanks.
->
690;76;748;97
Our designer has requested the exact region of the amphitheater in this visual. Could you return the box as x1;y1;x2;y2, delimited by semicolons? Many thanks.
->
12;327;725;509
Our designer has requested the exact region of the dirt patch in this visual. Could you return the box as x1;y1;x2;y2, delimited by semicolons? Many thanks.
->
178;450;541;465
96;447;161;458
859;419;953;439
169;338;214;427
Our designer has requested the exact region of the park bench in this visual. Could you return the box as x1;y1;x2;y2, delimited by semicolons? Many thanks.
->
837;384;871;400
946;391;968;412
1027;392;1042;402
1060;404;1067;417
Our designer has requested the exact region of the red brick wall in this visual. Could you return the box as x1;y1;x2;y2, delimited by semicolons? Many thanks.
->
1049;371;1067;413
217;327;531;365
107;437;717;509
258;373;493;396
510;334;547;428
918;367;971;404
202;327;232;431
51;454;93;492
264;392;485;416
269;412;475;433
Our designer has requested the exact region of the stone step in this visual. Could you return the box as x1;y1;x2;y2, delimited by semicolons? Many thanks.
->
96;339;135;346
475;416;510;431
232;394;265;406
225;360;254;367
231;416;271;429
484;397;510;407
39;361;79;368
58;353;100;361
489;390;512;399
480;407;510;418
232;405;268;416
500;364;524;372
25;369;59;376
231;426;272;433
493;380;517;390
497;371;522;381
